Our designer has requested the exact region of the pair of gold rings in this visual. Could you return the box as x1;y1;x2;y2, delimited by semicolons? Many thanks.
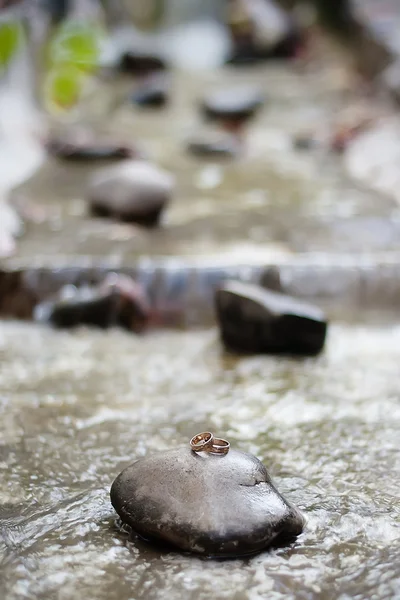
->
190;432;230;456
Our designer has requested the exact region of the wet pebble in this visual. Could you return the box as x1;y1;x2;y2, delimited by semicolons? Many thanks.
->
215;280;327;355
131;74;169;108
87;161;174;227
201;86;263;126
34;274;150;332
110;447;305;556
187;132;241;159
47;130;137;162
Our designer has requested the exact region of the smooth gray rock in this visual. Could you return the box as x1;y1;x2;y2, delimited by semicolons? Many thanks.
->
215;280;327;355
87;161;174;227
110;448;305;556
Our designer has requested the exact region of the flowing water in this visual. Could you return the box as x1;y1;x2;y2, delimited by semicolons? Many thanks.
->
1;29;400;600
0;320;400;599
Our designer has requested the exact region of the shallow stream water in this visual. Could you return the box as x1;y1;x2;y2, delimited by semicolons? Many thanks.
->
1;321;400;599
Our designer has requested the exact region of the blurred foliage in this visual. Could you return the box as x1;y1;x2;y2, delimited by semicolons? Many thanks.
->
44;64;85;112
44;20;104;113
49;20;102;73
0;19;22;69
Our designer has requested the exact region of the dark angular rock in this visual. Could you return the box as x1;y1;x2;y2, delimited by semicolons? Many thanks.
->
87;161;174;227
201;87;263;125
215;280;327;355
131;74;169;108
110;447;305;556
34;274;150;333
119;51;167;75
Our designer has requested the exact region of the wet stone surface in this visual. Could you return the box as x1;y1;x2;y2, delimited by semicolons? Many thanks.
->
110;448;304;556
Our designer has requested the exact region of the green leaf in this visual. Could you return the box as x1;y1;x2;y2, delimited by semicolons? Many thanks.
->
0;21;22;69
44;65;85;112
49;21;102;73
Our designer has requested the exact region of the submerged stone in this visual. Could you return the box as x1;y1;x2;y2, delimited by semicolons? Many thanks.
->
34;274;150;333
201;86;263;125
87;161;174;227
110;447;305;556
215;280;327;355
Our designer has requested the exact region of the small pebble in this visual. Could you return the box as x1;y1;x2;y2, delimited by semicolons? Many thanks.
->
201;86;263;125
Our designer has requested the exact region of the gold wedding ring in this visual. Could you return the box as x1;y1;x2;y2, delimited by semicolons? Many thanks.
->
190;432;230;456
209;438;230;455
190;432;214;453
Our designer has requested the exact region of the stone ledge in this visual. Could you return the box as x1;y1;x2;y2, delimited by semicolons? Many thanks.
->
2;253;400;325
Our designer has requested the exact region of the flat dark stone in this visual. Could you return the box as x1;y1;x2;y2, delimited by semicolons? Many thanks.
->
187;133;240;158
110;448;305;556
119;51;167;75
215;280;327;355
201;87;263;123
34;275;150;332
87;161;174;227
47;133;137;162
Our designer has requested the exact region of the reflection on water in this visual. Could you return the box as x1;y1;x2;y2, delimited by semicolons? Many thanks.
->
1;321;400;599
